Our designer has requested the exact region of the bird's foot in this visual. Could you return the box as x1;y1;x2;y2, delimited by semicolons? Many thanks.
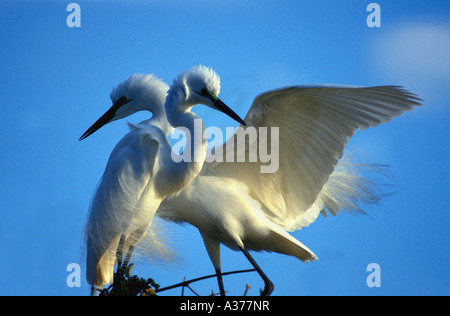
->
260;280;274;296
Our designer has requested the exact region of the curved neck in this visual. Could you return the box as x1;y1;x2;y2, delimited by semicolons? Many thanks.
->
148;107;173;137
158;89;208;195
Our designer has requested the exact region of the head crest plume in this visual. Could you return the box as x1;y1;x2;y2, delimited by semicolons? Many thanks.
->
170;65;221;98
110;74;169;104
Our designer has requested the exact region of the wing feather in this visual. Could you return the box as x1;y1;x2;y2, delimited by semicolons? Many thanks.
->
202;85;421;231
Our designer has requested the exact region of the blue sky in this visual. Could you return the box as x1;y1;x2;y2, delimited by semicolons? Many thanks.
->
0;0;449;296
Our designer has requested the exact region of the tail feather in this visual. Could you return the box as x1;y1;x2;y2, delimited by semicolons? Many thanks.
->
86;234;120;289
282;153;391;231
319;157;390;218
263;222;318;262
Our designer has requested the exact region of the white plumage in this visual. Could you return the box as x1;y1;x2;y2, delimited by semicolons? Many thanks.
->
81;67;245;292
82;65;422;296
84;75;171;289
85;123;169;289
157;82;422;295
199;85;421;231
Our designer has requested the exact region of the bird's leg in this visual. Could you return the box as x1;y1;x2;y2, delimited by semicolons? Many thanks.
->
123;245;135;268
114;234;127;296
239;247;274;296
215;268;226;296
116;235;126;270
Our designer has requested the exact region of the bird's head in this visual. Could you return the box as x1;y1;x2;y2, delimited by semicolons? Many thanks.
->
79;74;168;140
180;65;221;107
168;65;246;126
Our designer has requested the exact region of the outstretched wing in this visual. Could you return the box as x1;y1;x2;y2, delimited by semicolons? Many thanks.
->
202;85;421;231
85;124;161;288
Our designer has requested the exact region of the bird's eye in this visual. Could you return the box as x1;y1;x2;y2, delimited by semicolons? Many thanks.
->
197;88;219;101
112;96;132;110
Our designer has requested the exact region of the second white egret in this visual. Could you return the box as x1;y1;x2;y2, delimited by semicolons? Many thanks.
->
157;80;422;296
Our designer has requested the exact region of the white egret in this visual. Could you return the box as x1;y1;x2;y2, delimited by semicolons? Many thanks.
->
156;81;422;296
80;67;245;292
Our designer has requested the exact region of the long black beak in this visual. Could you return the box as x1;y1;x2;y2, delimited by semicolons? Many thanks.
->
212;97;246;126
79;97;132;141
